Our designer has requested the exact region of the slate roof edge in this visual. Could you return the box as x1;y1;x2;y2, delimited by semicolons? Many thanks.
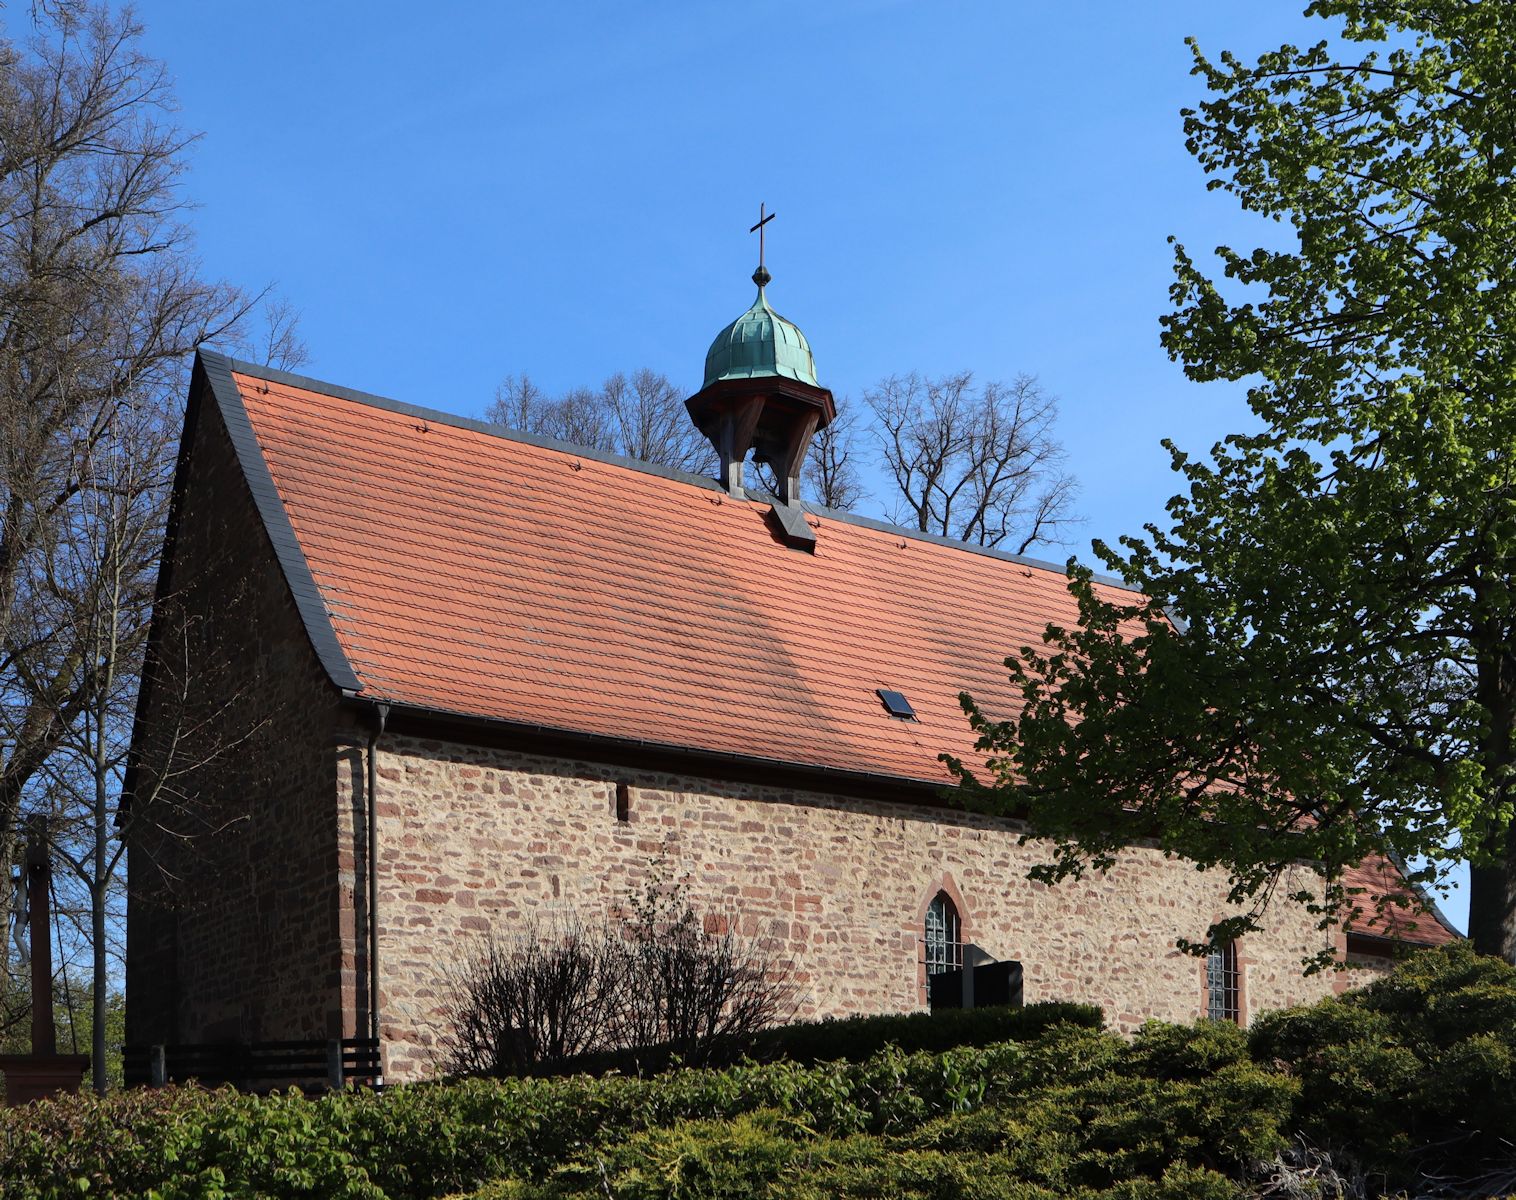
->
198;349;364;693
209;351;1144;595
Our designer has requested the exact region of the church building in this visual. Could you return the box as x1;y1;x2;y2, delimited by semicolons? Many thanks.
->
124;255;1456;1082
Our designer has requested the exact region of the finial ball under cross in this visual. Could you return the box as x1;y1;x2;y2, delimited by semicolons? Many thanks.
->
750;202;775;288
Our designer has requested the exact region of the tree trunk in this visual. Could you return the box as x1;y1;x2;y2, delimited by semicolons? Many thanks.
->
92;880;107;1093
1468;820;1516;963
1468;607;1516;963
92;745;109;1094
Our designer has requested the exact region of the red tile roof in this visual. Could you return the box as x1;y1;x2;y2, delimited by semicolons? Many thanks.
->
1341;857;1458;947
202;352;1458;947
228;364;1127;789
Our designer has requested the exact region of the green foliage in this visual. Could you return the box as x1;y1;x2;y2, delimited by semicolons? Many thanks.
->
451;1022;1269;1200
502;999;1102;1080
0;1021;1268;1200
1251;942;1516;1178
740;999;1104;1067
3;950;1510;1199
947;0;1516;959
0;1085;385;1199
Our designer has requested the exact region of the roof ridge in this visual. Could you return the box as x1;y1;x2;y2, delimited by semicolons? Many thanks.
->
204;349;1142;594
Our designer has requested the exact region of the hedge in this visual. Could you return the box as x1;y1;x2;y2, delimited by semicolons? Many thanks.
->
740;998;1105;1066
1;946;1510;1199
526;999;1105;1079
3;1021;1281;1200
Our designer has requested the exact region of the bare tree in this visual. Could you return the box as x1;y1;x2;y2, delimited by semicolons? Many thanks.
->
488;374;551;434
0;5;297;1089
28;398;162;1093
0;4;253;867
610;857;794;1068
600;369;715;474
489;374;613;450
242;295;310;372
802;406;867;511
867;371;1078;553
488;371;716;475
438;916;618;1078
485;364;1079;534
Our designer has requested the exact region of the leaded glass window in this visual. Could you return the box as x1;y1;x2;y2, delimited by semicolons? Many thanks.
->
924;892;962;976
1206;941;1240;1023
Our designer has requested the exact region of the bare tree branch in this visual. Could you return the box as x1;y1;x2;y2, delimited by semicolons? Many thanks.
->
487;370;716;475
439;853;795;1077
0;4;282;1092
866;370;1079;552
803;404;867;511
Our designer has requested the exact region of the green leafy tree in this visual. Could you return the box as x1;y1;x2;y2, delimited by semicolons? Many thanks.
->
951;1;1516;963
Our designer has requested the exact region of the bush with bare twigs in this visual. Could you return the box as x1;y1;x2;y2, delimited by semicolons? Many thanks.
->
439;859;795;1078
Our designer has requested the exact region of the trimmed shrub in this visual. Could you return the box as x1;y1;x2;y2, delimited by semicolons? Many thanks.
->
509;998;1105;1079
740;998;1105;1066
4;947;1512;1200
0;1027;1137;1200
1250;943;1516;1184
456;1113;1244;1200
0;1085;385;1199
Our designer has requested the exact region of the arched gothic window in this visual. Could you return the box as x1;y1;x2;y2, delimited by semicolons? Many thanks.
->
924;891;962;977
1206;941;1240;1023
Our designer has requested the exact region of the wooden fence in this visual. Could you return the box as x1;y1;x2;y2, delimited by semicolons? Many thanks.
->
121;1038;381;1091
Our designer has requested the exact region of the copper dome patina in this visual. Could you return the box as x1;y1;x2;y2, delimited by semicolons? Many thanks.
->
702;269;818;390
686;259;834;505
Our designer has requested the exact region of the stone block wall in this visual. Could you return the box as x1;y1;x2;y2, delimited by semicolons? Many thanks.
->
125;395;354;1047
371;737;1339;1081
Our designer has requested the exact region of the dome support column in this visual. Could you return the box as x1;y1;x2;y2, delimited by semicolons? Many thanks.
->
685;377;835;502
756;408;819;506
712;394;766;497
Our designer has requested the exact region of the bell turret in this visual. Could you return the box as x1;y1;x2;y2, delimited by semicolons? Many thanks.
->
685;209;834;507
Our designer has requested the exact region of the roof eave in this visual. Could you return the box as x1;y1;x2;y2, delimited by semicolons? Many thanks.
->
340;690;962;809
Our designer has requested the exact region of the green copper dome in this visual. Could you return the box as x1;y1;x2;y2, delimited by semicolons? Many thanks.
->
703;280;818;390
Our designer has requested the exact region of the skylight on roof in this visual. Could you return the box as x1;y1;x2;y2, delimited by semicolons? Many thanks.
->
877;689;916;720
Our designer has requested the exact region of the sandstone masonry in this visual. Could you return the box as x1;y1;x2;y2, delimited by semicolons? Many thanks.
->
367;737;1340;1082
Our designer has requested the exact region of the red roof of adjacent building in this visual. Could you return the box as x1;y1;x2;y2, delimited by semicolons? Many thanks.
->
196;351;1458;948
1340;857;1458;947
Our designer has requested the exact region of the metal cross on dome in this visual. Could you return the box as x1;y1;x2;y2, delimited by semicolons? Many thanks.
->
750;203;775;287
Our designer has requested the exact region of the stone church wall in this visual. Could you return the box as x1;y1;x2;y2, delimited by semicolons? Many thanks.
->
371;736;1339;1082
125;399;357;1047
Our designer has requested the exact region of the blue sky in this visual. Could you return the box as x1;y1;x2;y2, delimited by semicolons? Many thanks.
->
125;1;1467;932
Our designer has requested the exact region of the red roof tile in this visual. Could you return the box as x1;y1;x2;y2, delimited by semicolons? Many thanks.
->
231;365;1126;789
1341;856;1458;947
211;354;1458;947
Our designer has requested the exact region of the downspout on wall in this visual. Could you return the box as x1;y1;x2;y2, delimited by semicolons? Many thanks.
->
367;702;390;1063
